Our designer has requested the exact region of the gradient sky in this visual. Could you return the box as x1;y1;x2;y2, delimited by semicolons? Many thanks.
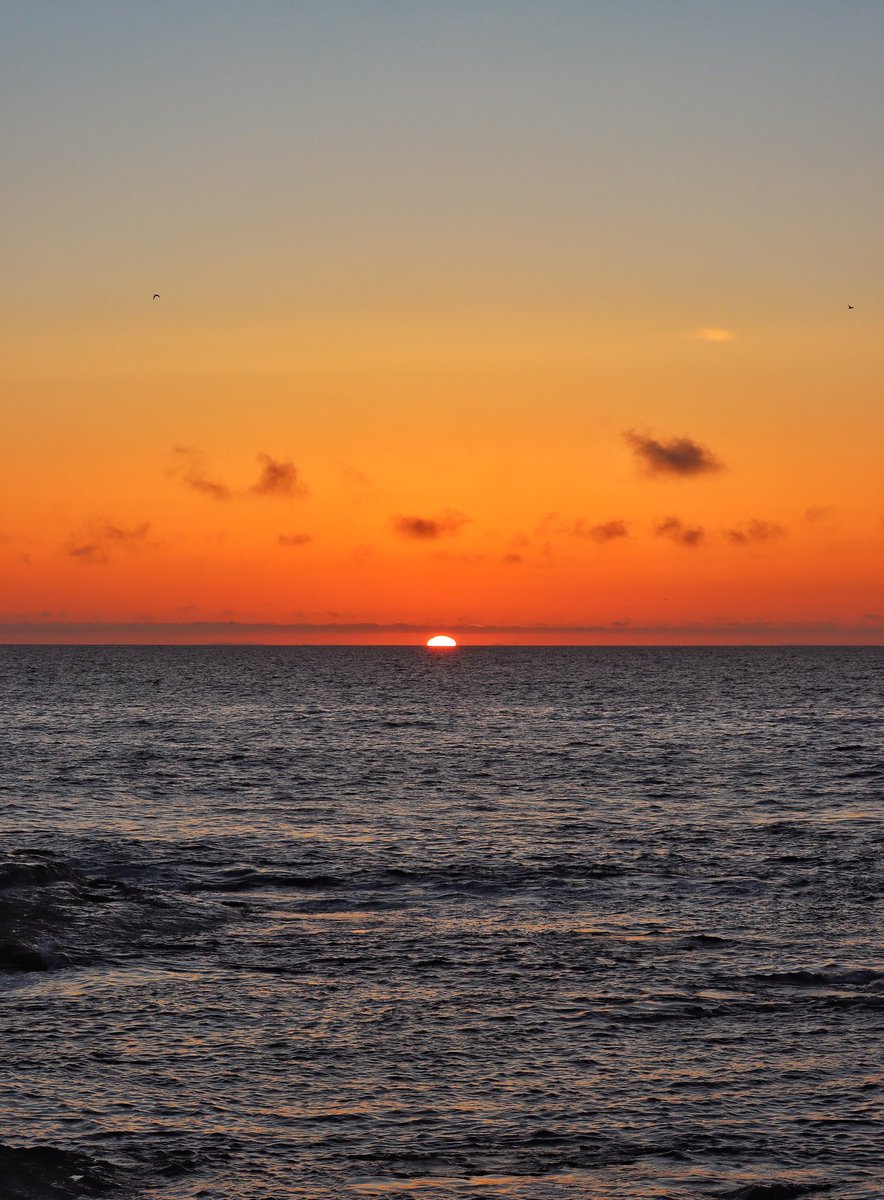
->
2;1;882;643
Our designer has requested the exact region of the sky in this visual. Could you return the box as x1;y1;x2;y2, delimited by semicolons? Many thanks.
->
1;1;882;644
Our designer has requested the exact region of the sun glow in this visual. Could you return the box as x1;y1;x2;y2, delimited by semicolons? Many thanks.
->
426;635;457;648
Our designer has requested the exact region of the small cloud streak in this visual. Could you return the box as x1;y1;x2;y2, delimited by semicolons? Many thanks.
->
171;447;233;501
64;521;152;566
392;510;470;540
572;518;629;543
278;533;313;547
726;518;786;546
66;542;110;565
655;516;705;547
250;453;307;498
535;515;629;543
625;431;723;477
691;327;735;342
803;506;831;525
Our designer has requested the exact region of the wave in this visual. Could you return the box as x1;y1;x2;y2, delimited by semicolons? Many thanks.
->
0;1143;119;1199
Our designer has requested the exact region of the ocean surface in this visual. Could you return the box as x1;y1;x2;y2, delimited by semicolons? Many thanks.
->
0;646;881;1200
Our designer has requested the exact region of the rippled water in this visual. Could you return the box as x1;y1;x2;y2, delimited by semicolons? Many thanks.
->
0;646;881;1199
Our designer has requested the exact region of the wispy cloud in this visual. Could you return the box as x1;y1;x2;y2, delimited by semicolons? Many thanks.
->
654;516;706;547
65;541;110;565
171;449;306;500
63;521;151;566
690;327;735;342
572;518;629;543
803;506;831;525
536;515;629;543
170;447;233;501
392;510;470;540
277;533;313;547
625;431;723;477
725;518;786;546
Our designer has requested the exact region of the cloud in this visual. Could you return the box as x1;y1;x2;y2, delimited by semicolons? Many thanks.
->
392;510;470;540
625;431;723;477
502;553;524;564
104;522;150;543
171;449;306;500
572;518;629;543
339;463;371;487
535;515;629;543
278;533;313;547
64;521;152;566
170;447;233;501
691;328;735;342
250;453;307;498
803;506;831;524
725;518;786;546
66;542;110;565
654;516;705;547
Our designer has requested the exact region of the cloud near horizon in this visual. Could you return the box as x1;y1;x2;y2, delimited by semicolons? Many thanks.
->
392;510;470;540
654;516;705;547
625;431;723;477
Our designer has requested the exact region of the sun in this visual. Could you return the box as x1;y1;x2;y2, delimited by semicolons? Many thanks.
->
426;635;457;648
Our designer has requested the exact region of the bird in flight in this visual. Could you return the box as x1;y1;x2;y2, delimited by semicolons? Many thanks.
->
153;293;160;300
848;304;854;309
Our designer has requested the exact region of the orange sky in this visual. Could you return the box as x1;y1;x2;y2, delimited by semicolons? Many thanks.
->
2;4;882;643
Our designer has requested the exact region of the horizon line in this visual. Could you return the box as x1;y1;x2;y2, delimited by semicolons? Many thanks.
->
0;618;881;647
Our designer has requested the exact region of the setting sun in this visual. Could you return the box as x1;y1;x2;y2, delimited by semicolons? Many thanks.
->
426;635;458;648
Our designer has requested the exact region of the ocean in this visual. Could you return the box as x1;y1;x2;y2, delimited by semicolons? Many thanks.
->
0;646;881;1200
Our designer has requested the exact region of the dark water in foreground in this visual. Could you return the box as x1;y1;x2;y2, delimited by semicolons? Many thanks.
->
0;646;881;1200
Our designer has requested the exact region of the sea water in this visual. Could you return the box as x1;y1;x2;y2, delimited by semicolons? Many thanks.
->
0;646;881;1199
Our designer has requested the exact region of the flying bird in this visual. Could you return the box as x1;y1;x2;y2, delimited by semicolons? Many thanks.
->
153;293;160;300
848;304;853;309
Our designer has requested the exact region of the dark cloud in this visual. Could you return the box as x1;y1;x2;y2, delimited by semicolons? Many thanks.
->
503;553;524;565
250;453;306;498
625;431;723;477
726;518;786;546
654;516;705;547
392;510;470;540
278;533;313;547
